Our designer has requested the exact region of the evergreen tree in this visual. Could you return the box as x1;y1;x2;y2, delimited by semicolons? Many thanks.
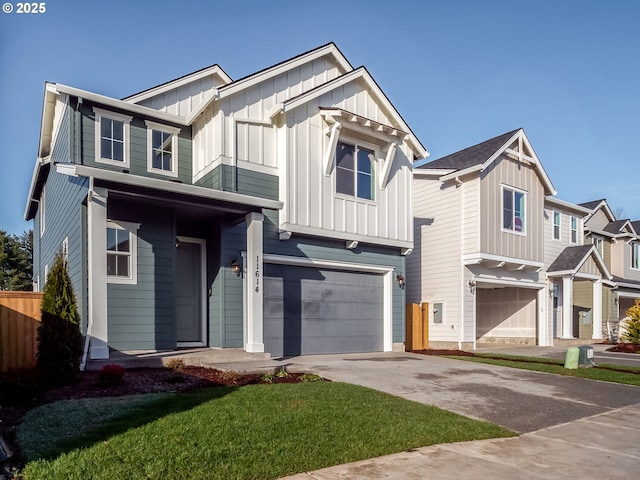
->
622;302;640;344
37;249;83;386
0;229;33;291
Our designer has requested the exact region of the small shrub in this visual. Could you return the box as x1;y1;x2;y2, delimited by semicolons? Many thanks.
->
275;367;289;378
261;372;276;384
622;302;640;344
166;371;185;384
97;364;125;387
300;373;323;383
165;358;186;370
0;367;42;405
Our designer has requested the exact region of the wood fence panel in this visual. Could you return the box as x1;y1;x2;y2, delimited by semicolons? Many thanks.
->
0;292;43;372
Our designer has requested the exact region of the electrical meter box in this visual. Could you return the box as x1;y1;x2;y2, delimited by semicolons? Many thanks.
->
577;345;596;367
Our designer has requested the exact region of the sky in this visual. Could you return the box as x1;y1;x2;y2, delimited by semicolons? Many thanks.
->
1;0;639;234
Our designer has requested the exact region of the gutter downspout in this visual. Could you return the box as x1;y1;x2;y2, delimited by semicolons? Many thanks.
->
79;176;94;371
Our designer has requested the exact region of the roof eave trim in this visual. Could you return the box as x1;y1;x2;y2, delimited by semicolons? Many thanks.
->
545;197;593;215
413;168;455;177
440;165;482;182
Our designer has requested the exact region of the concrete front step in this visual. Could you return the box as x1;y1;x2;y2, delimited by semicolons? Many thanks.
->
86;347;271;371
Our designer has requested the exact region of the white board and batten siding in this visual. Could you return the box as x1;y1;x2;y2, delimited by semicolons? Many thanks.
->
480;155;545;263
407;176;463;343
192;56;346;183
282;78;413;247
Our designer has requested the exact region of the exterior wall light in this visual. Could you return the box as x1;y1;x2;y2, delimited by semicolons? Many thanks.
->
396;274;405;289
468;279;477;294
231;259;241;277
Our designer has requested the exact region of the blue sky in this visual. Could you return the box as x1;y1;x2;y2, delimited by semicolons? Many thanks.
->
1;0;639;234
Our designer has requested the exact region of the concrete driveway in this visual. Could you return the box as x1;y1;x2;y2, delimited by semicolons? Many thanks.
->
218;352;640;479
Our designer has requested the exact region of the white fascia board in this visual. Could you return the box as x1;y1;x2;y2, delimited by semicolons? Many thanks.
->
185;89;219;124
545;196;592;216
123;64;232;103
62;164;283;211
280;222;412;250
463;252;545;269
263;253;394;274
219;43;352;100
616;281;640;292
518;131;557;195
23;157;45;220
52;84;188;126
585;228;616;239
474;276;547;289
412;168;455;177
38;83;59;158
584;200;616;223
440;165;482;182
280;68;428;160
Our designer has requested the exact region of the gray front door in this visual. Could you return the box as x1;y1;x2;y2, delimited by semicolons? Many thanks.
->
176;240;203;345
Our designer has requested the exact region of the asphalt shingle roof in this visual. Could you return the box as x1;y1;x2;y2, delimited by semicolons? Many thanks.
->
578;199;606;211
603;220;630;234
418;129;520;171
547;245;594;273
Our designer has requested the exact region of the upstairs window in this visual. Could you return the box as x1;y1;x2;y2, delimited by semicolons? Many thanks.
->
632;243;640;270
592;236;604;256
570;216;578;244
146;121;180;178
502;186;526;234
335;141;375;201
106;221;139;284
93;108;131;168
553;211;561;240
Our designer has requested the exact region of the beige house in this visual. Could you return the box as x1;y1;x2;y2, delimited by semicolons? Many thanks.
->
408;129;556;349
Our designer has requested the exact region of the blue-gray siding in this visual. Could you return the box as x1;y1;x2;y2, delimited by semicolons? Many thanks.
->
195;165;279;201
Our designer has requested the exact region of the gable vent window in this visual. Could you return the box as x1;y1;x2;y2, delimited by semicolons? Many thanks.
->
502;186;526;234
336;141;375;201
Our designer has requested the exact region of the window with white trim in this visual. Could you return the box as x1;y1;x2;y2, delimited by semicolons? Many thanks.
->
93;107;132;168
106;221;139;284
632;243;639;270
570;216;578;244
39;185;45;237
553;211;561;240
592;236;604;256
146;121;180;178
502;186;526;234
335;140;375;201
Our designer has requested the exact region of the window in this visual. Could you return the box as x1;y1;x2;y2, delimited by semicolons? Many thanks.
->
335;141;375;201
93;107;132;167
146;120;180;178
632;243;640;270
502;186;526;234
570;216;578;244
593;236;604;256
39;185;45;237
553;211;561;240
106;221;139;284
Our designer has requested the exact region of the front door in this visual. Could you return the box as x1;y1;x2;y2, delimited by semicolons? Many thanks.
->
176;238;205;346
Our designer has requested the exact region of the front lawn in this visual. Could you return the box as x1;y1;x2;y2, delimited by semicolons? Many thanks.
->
19;382;514;480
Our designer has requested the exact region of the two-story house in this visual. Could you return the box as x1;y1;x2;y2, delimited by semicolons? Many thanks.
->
408;129;555;349
580;199;640;335
25;43;428;361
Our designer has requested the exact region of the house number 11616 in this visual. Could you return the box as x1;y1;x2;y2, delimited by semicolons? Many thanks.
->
255;256;260;293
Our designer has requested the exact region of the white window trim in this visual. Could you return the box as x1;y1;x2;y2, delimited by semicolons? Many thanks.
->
501;184;527;236
553;211;561;241
39;185;45;237
592;235;604;257
570;216;578;244
93;107;132;168
631;243;640;270
106;220;140;285
145;120;180;178
334;135;379;204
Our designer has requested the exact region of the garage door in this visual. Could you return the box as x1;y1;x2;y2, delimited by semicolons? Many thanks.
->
263;264;383;357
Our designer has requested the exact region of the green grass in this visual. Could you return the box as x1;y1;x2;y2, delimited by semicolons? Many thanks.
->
19;382;514;480
446;354;640;386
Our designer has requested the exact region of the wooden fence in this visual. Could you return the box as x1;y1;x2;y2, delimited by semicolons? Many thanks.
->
405;302;429;351
0;291;43;372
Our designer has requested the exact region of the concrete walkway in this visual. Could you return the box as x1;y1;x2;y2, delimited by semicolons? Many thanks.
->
215;352;640;480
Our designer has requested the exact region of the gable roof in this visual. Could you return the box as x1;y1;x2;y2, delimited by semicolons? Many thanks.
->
417;128;555;195
579;198;616;223
579;199;606;210
547;244;612;279
632;221;640;233
603;219;636;235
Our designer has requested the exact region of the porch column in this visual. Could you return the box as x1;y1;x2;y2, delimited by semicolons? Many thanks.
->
562;276;574;338
537;287;550;346
88;187;109;359
245;212;264;353
592;280;603;340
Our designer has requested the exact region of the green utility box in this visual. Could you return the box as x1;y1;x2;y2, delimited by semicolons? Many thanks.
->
564;347;579;369
578;345;596;367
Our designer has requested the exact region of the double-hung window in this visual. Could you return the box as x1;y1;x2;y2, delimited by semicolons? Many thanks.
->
335;141;375;201
592;236;604;256
553;211;561;240
502;186;526;234
106;221;139;284
570;216;578;244
146;121;180;178
632;243;640;270
93;108;132;168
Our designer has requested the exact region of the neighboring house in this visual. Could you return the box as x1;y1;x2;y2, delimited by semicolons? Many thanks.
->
580;199;640;337
544;197;613;342
25;43;428;360
408;129;556;349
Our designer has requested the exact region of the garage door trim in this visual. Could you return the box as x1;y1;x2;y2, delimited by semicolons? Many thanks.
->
262;253;394;352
